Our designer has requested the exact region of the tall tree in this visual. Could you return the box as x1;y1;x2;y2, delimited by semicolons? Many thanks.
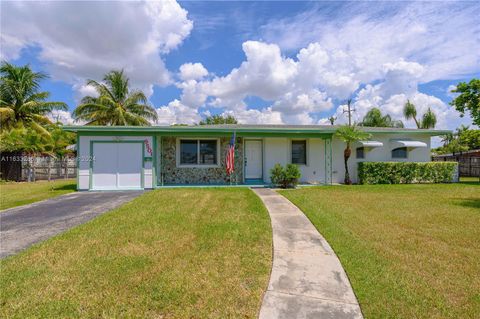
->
0;62;67;136
199;114;238;125
403;100;437;129
335;125;371;184
450;79;480;126
359;108;404;128
73;70;158;125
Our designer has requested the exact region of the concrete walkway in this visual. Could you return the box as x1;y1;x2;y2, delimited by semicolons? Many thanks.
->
252;188;363;319
0;191;143;258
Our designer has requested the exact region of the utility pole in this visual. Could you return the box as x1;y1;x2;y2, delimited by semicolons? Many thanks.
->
343;99;355;126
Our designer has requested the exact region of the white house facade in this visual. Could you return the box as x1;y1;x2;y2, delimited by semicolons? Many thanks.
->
64;125;448;191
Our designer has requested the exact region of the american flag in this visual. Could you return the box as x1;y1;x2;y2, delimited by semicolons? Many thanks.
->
225;132;236;175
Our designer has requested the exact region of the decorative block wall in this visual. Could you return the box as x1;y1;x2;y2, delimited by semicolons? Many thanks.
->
160;136;244;185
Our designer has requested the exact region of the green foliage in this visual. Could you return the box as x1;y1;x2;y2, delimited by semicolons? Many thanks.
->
359;107;404;128
270;163;302;188
335;125;372;145
0;127;52;155
459;128;480;150
403;100;437;129
0;61;67;135
450;79;480;126
434;126;480;154
199;114;238;125
73;70;158;126
358;162;457;184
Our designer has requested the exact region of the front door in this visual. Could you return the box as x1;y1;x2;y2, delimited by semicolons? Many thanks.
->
245;140;263;179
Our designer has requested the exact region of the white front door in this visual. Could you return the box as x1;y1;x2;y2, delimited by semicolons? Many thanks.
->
92;142;143;190
245;140;263;179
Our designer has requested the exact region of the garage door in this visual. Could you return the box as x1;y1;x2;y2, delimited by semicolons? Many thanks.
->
91;142;143;190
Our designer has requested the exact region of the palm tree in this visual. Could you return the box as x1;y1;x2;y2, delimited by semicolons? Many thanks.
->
0;62;67;136
335;125;372;184
403;100;437;129
359;108;404;128
73;70;158;125
440;132;454;147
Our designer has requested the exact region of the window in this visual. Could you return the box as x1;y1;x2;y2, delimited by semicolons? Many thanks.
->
356;147;365;159
199;140;217;165
179;139;218;166
392;147;408;159
180;140;198;164
291;140;307;165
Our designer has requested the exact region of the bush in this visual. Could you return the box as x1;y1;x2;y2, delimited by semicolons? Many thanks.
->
358;162;458;184
270;163;302;188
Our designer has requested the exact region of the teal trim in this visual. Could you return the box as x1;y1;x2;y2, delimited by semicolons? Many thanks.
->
152;135;157;188
144;157;153;161
89;140;145;190
76;133;80;191
62;125;450;136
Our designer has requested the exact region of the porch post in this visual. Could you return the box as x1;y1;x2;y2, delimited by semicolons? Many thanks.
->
324;137;332;185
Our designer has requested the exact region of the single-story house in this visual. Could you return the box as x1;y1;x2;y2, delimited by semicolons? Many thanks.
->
64;125;449;191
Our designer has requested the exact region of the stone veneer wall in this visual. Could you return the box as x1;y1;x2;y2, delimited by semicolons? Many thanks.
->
161;136;244;184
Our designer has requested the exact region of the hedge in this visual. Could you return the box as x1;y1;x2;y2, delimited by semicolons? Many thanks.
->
358;162;458;184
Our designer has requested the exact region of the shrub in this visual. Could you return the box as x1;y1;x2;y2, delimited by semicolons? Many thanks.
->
270;163;302;188
358;162;458;184
270;164;286;187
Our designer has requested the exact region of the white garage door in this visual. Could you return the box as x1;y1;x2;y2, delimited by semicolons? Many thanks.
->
92;142;143;190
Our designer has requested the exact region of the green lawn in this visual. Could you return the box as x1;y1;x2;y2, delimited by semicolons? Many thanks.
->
281;184;480;319
460;176;480;183
0;179;76;210
0;188;272;318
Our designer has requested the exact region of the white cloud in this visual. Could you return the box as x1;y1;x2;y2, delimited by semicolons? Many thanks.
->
155;100;200;125
47;110;76;125
222;108;283;125
260;2;480;82
446;85;458;98
1;0;193;97
179;63;208;81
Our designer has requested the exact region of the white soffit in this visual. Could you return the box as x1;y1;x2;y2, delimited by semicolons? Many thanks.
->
359;141;383;148
392;140;428;148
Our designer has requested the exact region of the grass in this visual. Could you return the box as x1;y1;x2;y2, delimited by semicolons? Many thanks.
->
281;183;480;319
0;179;76;210
460;176;480;183
0;188;272;318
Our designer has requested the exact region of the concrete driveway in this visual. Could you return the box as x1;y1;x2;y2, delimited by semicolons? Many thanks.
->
0;191;143;258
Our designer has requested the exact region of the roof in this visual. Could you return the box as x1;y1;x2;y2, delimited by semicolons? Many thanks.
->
62;124;450;137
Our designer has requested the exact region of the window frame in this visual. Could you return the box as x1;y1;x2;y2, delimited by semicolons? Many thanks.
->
290;139;308;166
391;147;408;159
176;138;221;168
356;146;365;159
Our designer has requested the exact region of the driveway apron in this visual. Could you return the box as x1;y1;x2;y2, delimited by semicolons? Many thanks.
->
252;188;363;319
0;191;143;258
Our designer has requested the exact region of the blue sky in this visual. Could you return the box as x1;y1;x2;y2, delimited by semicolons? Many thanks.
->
1;0;479;129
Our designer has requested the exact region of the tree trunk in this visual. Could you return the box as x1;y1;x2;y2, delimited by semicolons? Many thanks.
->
344;146;352;185
413;116;421;129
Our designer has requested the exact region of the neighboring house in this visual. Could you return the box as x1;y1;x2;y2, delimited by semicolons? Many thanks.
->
432;149;480;177
64;125;449;191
